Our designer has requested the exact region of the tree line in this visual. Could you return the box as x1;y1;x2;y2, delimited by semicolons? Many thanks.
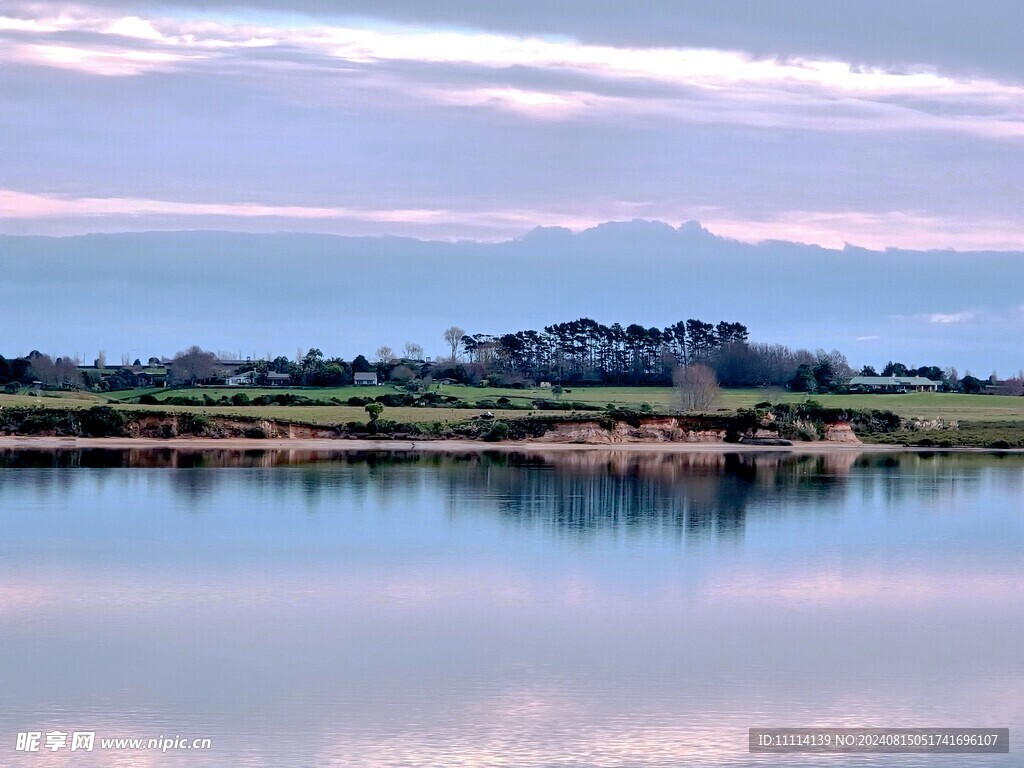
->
460;318;750;385
2;316;1021;396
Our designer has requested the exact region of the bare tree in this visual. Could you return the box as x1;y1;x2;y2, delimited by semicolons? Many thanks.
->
376;345;395;364
403;342;424;360
55;357;81;387
95;351;107;369
390;364;415;383
673;364;721;411
444;326;465;361
171;346;217;386
28;354;56;385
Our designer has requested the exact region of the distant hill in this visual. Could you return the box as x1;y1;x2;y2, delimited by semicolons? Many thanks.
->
2;222;1021;371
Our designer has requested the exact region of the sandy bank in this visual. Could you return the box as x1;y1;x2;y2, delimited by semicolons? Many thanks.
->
0;436;1016;454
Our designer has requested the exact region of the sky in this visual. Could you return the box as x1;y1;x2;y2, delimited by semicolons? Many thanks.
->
2;0;1023;248
0;2;1022;370
3;227;1022;373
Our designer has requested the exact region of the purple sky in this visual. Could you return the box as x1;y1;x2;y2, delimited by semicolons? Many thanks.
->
2;0;1023;249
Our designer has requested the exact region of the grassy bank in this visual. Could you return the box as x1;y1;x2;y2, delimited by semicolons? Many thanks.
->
29;384;1024;420
2;387;1022;447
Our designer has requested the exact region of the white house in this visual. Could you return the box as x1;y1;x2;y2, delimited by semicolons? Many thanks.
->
354;372;379;386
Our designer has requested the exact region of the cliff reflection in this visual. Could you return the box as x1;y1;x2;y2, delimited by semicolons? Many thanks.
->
4;448;1018;542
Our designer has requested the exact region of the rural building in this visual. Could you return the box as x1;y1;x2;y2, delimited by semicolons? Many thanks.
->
266;372;292;386
135;369;168;387
848;376;940;393
225;372;255;386
354;372;379;386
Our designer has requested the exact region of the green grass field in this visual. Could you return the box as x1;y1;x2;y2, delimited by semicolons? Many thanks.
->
3;387;1022;426
438;385;1024;420
102;385;411;403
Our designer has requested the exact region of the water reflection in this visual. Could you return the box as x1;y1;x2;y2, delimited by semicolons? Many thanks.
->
2;448;1020;542
1;448;1022;768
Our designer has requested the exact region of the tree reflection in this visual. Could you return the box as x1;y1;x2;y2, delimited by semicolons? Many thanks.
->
0;448;1020;541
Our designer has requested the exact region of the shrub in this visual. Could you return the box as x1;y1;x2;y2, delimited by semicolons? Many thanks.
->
18;415;49;434
243;426;266;439
3;382;19;394
475;399;497;409
606;409;643;428
375;394;414;407
138;394;159;405
177;413;210;435
231;393;251;406
347;396;370;406
164;396;201;406
989;440;1012;449
482;421;509;442
80;406;127;437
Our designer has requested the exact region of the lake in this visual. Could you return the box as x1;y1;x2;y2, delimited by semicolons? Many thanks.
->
1;448;1021;766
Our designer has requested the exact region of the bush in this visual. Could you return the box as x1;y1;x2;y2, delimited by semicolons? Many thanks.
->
606;409;643;428
243;426;266;439
80;406;127;437
375;394;414;407
231;393;251;406
177;413;210;435
475;399;497;409
990;440;1013;449
482;421;509;442
18;415;49;434
347;396;370;406
138;394;159;405
3;382;19;394
164;396;201;406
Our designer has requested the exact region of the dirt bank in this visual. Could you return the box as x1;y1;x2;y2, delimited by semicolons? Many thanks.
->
2;436;1011;454
533;416;861;445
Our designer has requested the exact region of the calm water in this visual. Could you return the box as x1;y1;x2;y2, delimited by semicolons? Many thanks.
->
1;448;1022;767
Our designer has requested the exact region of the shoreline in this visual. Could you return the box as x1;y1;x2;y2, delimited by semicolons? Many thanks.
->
0;436;1019;454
